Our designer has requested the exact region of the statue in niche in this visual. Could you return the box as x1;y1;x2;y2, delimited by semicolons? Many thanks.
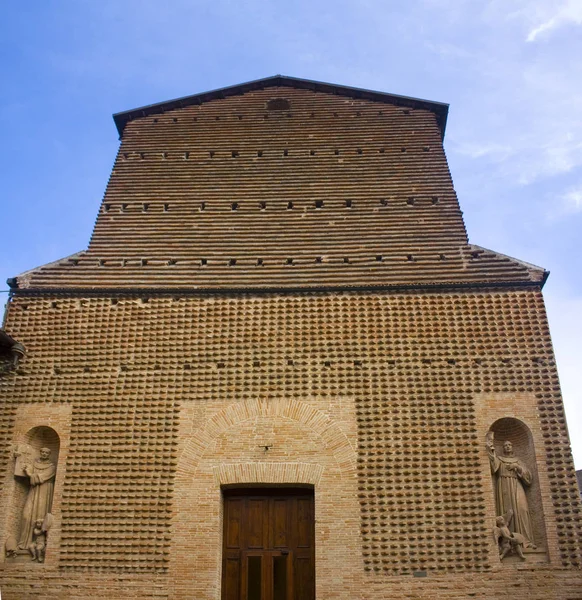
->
17;447;56;550
493;511;526;560
486;432;535;548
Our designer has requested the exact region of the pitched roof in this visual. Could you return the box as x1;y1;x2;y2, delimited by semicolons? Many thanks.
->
11;80;546;292
12;246;547;292
113;75;449;139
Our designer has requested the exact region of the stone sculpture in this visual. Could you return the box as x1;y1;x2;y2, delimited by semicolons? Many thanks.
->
28;519;48;562
4;535;18;558
13;443;34;477
486;433;535;547
493;511;526;560
17;447;56;549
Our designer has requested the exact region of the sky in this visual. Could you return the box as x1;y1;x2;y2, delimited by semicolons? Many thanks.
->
1;1;581;465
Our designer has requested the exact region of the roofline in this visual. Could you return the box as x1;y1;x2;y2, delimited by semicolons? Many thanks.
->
469;244;547;273
9;250;86;284
8;280;545;299
468;243;549;286
113;75;450;140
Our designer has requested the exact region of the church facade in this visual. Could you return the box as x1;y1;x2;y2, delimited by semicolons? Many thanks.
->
0;76;581;599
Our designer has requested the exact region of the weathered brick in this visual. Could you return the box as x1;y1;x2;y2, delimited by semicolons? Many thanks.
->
1;77;580;599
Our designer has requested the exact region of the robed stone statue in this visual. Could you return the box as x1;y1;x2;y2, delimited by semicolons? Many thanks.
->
487;434;535;547
18;447;56;549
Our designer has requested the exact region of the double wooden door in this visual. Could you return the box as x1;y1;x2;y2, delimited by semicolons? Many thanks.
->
222;488;315;600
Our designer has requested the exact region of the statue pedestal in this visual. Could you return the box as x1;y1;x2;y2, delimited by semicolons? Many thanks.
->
501;546;548;565
8;549;39;564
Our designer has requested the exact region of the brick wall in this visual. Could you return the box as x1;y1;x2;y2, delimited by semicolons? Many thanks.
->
2;81;580;599
1;288;581;598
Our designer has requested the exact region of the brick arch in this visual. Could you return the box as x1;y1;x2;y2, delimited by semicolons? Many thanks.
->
176;398;356;481
212;462;325;487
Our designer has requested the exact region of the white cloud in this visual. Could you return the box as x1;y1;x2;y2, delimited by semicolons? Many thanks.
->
526;0;582;42
450;130;582;188
440;1;582;190
543;182;582;222
452;141;515;161
561;184;582;213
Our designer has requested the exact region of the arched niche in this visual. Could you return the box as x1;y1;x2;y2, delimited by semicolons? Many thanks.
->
9;426;60;558
487;417;547;551
23;426;60;460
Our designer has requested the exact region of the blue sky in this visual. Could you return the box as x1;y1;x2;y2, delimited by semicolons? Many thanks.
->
1;1;581;465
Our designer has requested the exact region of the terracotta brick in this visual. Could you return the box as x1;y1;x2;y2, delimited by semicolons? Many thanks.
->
1;77;580;599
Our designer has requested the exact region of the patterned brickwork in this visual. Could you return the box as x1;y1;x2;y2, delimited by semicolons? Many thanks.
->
0;355;12;372
1;289;580;582
0;296;180;572
17;87;543;290
60;392;178;572
2;80;581;599
354;291;581;573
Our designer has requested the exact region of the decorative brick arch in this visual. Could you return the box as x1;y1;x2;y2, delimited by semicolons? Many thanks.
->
176;398;357;482
212;462;325;487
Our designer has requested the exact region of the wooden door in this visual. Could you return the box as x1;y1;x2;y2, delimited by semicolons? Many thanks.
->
222;488;315;600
